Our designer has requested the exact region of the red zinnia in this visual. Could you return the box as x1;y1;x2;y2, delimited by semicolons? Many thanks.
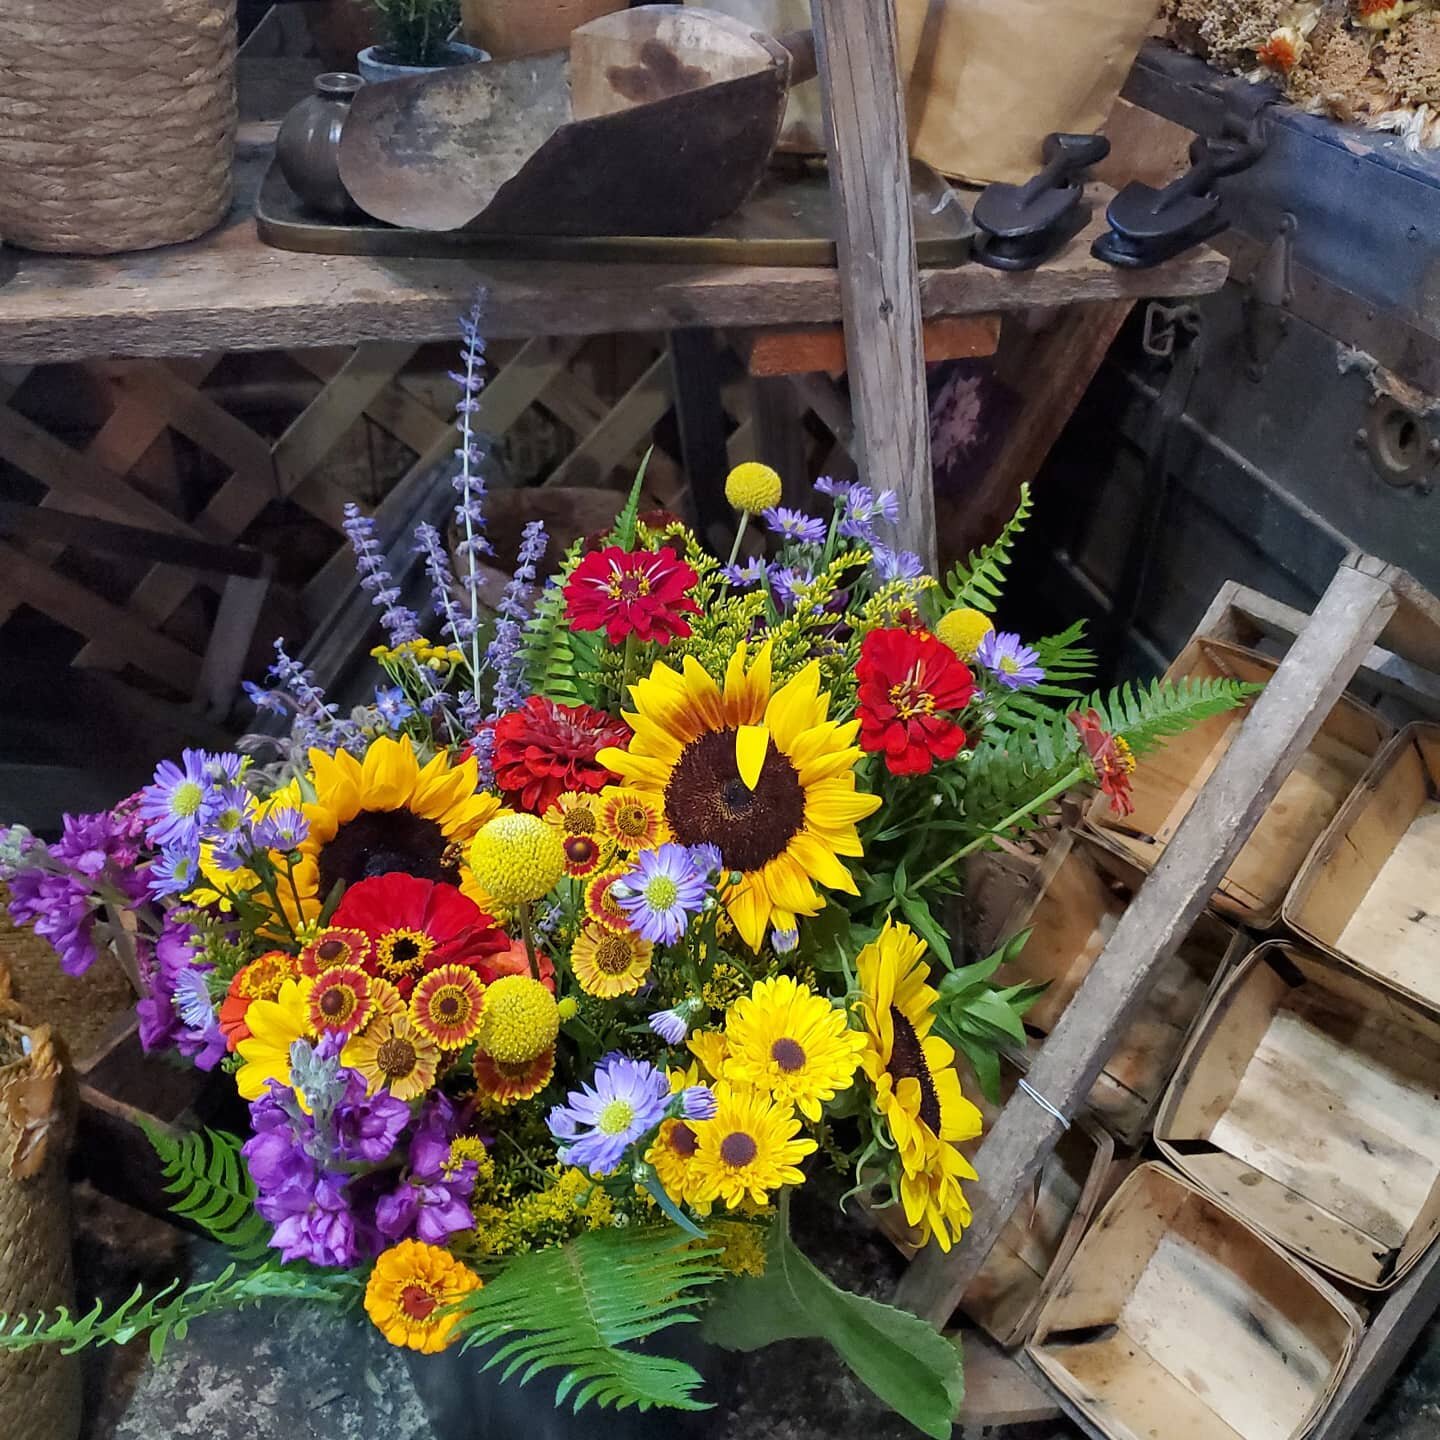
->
489;696;630;814
330;873;509;998
855;627;976;775
563;546;700;646
1069;709;1137;816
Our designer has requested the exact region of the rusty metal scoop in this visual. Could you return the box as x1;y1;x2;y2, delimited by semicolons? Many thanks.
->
337;5;815;235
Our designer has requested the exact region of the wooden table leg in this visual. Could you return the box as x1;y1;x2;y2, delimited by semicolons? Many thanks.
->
812;0;935;570
668;327;732;552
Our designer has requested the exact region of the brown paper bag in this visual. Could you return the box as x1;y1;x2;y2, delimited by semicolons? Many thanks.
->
895;0;1161;185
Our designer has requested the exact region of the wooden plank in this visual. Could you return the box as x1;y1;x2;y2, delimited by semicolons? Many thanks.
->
740;314;1002;377
287;348;453;456
894;558;1401;1325
750;377;808;507
0;151;1229;364
666;332;731;548
545;352;674;490
812;0;933;568
955;1329;1063;1428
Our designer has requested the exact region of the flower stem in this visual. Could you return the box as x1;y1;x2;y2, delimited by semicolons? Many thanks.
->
518;902;539;981
725;511;750;568
911;766;1084;892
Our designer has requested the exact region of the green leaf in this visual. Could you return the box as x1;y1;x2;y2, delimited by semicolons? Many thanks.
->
702;1197;963;1439
455;1227;723;1414
897;893;952;967
140;1123;271;1259
611;453;652;551
946;1031;1003;1105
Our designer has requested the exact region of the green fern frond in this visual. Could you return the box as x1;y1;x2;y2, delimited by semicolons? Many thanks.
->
140;1123;271;1259
1085;674;1260;757
0;1263;357;1363
1030;620;1093;691
930;483;1033;617
455;1227;723;1413
610;454;651;551
518;539;604;708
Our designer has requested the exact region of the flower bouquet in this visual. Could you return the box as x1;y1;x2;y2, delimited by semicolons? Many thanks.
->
0;320;1254;1438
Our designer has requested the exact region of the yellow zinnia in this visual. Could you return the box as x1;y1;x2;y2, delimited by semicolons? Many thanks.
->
723;975;865;1121
688;1083;816;1210
855;920;983;1252
597;642;880;951
235;976;316;1101
364;1240;481;1354
288;736;503;922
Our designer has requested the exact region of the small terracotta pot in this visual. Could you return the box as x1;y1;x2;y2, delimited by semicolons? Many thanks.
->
459;0;627;58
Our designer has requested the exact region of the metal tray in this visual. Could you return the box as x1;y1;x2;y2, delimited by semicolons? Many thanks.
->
255;157;975;267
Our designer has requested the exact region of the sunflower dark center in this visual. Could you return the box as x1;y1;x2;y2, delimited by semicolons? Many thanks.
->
316;809;458;900
771;1037;807;1073
664;728;806;873
888;1007;941;1133
719;1131;758;1168
669;1122;698;1158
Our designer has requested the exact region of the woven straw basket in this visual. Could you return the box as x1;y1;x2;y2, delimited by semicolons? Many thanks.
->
0;0;237;254
0;957;79;1440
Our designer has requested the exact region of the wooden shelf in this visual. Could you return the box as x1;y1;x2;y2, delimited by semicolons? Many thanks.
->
0;142;1228;367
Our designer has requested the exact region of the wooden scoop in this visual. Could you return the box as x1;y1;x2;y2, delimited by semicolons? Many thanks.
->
337;5;815;235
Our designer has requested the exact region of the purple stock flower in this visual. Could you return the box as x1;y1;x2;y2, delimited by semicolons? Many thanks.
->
375;1095;477;1246
872;544;925;583
761;507;827;545
137;749;217;851
335;1070;411;1165
547;1055;671;1177
613;843;710;945
345;502;421;646
976;630;1045;691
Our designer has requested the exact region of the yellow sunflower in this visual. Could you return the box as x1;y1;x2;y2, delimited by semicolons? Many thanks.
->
688;1083;816;1210
342;1011;441;1102
597;642;880;951
364;1240;481;1354
571;924;653;998
288;736;503;922
235;976;315;1101
687;1029;730;1080
854;920;983;1251
724;975;865;1121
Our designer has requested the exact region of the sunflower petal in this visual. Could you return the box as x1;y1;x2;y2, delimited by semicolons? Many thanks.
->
734;724;770;791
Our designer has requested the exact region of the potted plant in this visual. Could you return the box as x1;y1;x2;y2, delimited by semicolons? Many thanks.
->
357;0;486;81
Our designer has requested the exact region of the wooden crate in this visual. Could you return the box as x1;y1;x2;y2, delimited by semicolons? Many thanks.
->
1285;723;1440;1014
997;830;1245;1146
1085;639;1392;928
1028;1163;1361;1440
873;1062;1114;1347
1156;942;1440;1291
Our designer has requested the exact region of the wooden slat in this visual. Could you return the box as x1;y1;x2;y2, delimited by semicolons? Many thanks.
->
812;0;934;569
740;314;1002;377
287;348;452;456
894;558;1400;1325
545;352;674;489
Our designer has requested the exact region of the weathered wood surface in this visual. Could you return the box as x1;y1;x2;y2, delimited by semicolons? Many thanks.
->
894;558;1400;1324
812;0;932;566
0;148;1228;366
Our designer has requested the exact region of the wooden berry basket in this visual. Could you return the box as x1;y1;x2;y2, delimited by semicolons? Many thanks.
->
1155;942;1440;1291
1284;723;1440;1014
1028;1164;1361;1440
995;829;1246;1146
1085;638;1392;929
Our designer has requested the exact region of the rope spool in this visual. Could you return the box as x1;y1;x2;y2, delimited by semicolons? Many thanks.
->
0;0;237;254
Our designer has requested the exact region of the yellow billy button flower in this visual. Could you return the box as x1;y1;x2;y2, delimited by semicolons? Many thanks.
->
935;607;994;662
468;813;566;907
477;974;559;1064
364;1240;481;1354
724;461;783;514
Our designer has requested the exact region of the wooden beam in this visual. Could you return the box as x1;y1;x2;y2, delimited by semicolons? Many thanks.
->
812;0;935;568
738;314;1001;378
894;558;1400;1325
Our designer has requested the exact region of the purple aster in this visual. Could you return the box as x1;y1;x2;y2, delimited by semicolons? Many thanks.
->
813;475;846;498
147;846;198;899
761;507;827;545
649;1005;693;1045
872;544;925;583
253;806;308;852
375;1094;477;1246
137;749;218;852
203;784;255;851
721;557;766;587
769;565;813;611
135;920;225;1070
547;1054;671;1177
771;925;799;955
688;843;725;878
976;630;1045;690
374;685;414;728
681;1085;718;1121
612;843;710;945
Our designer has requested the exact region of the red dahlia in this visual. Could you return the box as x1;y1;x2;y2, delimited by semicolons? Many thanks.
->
856;627;976;776
563;546;700;646
330;873;509;998
488;696;631;815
